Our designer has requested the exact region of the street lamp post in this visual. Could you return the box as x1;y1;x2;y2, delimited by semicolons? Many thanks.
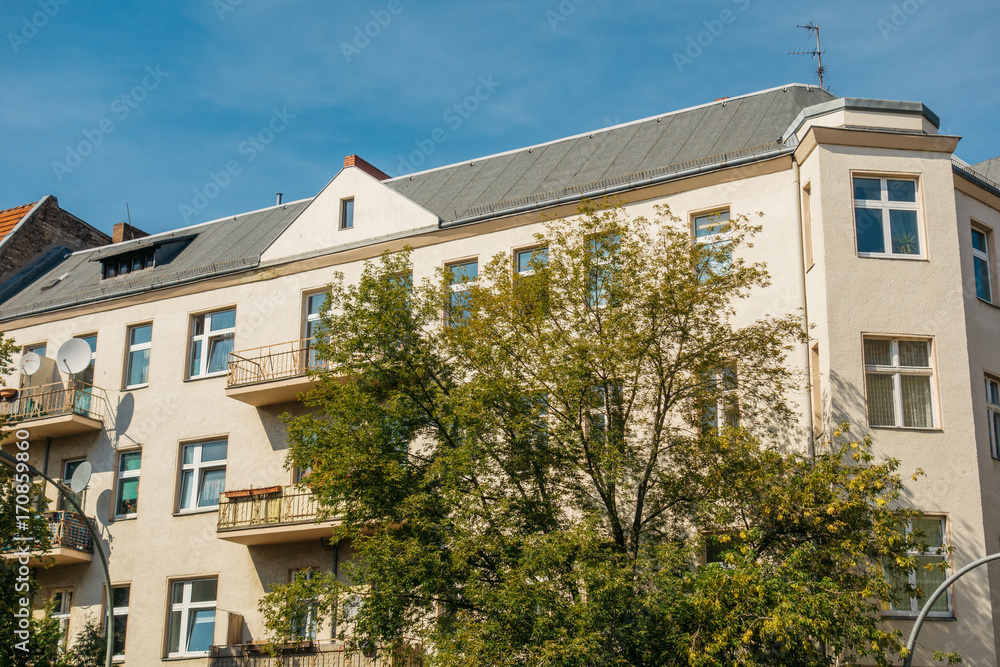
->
0;449;114;667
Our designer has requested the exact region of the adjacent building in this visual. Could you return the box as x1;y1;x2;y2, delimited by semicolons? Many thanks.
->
1;83;998;665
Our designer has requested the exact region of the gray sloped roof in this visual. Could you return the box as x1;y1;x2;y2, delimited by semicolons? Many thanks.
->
384;84;835;222
0;199;311;321
974;156;1000;184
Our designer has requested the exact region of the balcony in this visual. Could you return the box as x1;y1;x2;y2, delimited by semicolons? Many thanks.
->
226;339;325;407
216;485;338;546
2;511;94;567
0;381;106;444
209;640;423;667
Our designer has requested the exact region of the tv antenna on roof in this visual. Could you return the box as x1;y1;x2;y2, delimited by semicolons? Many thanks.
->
789;22;826;90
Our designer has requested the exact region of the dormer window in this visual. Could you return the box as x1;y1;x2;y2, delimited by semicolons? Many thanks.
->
102;251;155;279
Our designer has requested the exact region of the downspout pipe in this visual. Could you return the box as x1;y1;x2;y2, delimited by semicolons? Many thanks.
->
791;159;816;459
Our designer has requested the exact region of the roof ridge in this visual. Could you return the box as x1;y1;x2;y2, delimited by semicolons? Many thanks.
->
384;83;828;181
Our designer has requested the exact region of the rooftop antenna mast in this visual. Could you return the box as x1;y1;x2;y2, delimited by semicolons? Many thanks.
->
789;22;826;90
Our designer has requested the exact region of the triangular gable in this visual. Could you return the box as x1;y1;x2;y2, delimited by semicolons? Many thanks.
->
261;166;440;263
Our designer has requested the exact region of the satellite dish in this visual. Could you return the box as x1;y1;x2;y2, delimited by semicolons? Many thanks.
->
19;353;41;376
70;461;92;494
56;338;92;375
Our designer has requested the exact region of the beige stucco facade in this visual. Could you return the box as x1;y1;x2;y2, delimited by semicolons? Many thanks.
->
2;91;999;665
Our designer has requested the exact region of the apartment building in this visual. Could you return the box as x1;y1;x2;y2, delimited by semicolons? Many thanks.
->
1;83;998;665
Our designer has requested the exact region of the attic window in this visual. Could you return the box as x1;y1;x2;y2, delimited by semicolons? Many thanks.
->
103;251;155;279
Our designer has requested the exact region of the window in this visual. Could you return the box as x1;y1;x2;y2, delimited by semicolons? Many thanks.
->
178;440;227;511
882;517;950;617
125;324;152;388
853;177;921;256
694;209;731;280
703;532;744;566
973;226;992;302
863;337;935;428
304;292;327;369
51;589;72;649
73;334;97;384
289;569;319;639
110;585;129;659
588;385;622;441
22;343;46;388
700;365;739;433
73;334;98;416
587;233;621;306
114;451;141;518
987;377;1000;460
102;250;154;279
189;309;236;378
340;198;355;230
167;578;217;657
810;344;822;439
447;260;478;328
59;459;85;512
516;246;548;275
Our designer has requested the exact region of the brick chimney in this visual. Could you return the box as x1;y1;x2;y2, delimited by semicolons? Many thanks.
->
344;155;390;181
113;222;149;244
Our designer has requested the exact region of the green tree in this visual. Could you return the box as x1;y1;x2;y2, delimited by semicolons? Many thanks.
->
270;200;952;666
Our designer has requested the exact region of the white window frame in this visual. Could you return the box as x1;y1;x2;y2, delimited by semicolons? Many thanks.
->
124;324;152;389
114;451;141;519
166;578;217;658
340;197;355;230
987;376;1000;460
852;175;923;258
51;588;72;649
702;364;740;433
446;259;478;328
289;568;320;640
515;245;548;276
883;517;951;618
177;440;227;512
692;208;732;280
188;308;236;379
60;459;85;513
110;584;129;660
586;233;621;307
863;336;937;429
972;225;992;303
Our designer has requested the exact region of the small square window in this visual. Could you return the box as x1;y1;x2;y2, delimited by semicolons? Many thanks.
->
340;198;355;230
853;177;922;257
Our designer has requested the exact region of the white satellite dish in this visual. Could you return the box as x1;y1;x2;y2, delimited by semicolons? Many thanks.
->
19;352;41;376
56;338;92;375
69;461;92;494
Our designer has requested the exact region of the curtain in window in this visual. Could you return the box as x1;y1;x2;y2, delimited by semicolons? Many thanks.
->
207;334;234;374
198;469;226;508
901;375;932;428
866;373;895;426
915;555;949;612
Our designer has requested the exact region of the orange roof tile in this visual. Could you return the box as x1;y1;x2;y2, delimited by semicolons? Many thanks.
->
0;202;35;241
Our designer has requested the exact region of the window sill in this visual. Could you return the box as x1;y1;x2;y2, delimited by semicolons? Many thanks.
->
856;252;927;261
976;296;1000;309
173;507;219;517
163;655;211;661
111;515;137;523
123;384;148;391
882;612;955;621
868;425;942;433
184;372;228;382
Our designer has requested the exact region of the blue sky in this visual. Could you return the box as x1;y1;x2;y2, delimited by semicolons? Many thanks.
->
1;0;997;236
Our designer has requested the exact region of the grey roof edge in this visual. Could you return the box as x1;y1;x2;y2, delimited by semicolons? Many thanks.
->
441;142;796;228
386;83;824;183
0;195;51;252
781;97;941;143
0;256;259;323
953;157;1000;200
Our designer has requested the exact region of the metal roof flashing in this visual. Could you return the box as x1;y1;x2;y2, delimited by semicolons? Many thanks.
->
781;98;941;143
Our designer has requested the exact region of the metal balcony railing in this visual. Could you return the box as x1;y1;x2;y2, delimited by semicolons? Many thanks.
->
217;485;328;532
0;380;107;423
48;511;94;553
209;642;423;667
227;339;327;389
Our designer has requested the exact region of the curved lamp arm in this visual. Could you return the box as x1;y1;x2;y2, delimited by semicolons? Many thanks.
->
902;551;1000;667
